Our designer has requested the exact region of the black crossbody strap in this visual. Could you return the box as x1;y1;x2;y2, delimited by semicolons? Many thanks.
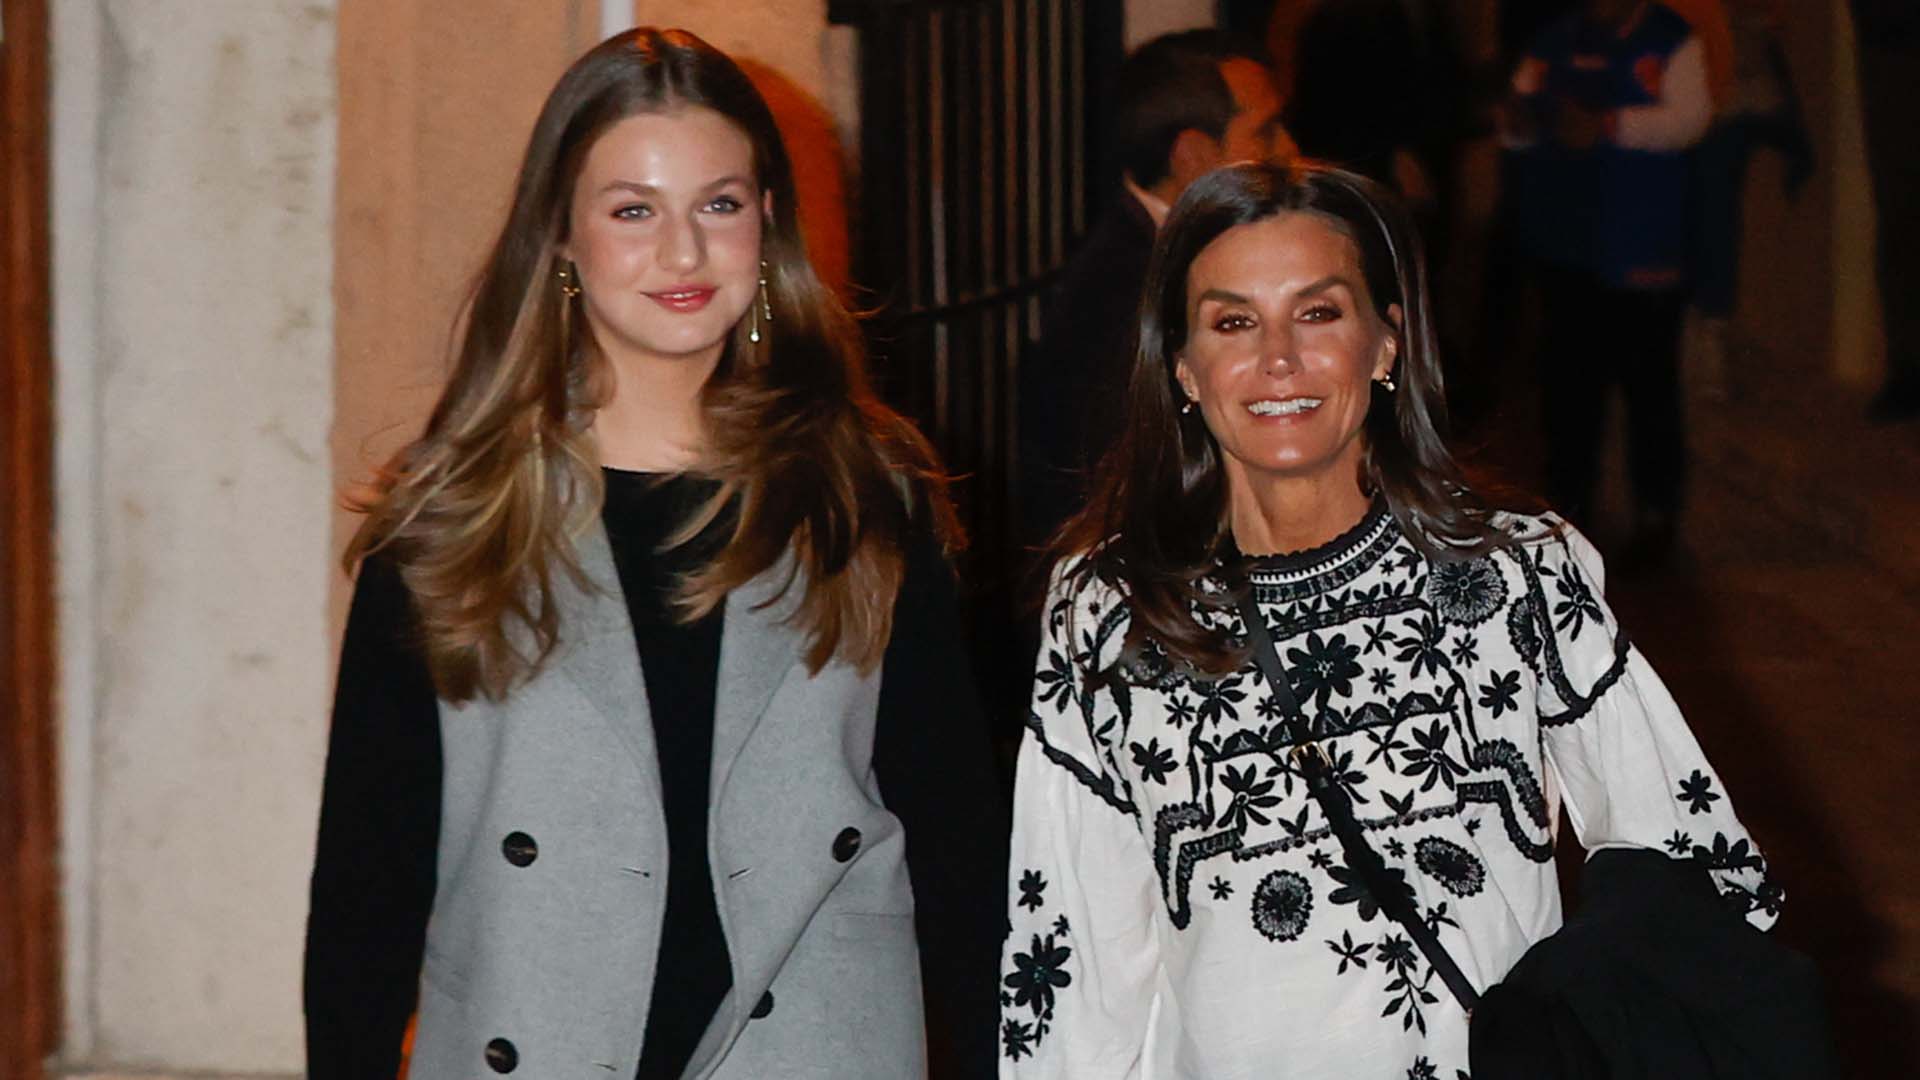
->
1231;578;1482;1012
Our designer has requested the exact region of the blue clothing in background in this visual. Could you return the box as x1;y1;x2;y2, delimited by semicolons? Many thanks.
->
1511;4;1695;290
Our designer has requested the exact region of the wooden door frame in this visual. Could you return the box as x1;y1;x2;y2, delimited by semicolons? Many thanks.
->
2;0;62;1073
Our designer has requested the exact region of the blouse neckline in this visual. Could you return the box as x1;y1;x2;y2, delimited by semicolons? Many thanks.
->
1229;499;1395;582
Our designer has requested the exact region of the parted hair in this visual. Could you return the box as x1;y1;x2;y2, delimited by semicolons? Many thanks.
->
1056;161;1524;675
347;27;954;703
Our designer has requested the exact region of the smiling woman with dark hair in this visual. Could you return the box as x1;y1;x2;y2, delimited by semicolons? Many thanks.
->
999;161;1775;1078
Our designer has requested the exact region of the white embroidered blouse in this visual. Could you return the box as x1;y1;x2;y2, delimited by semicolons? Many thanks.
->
999;508;1776;1079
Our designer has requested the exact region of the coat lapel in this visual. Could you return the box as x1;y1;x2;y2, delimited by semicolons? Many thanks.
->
549;520;665;814
709;554;806;809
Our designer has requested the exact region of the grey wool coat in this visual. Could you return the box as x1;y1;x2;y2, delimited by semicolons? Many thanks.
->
408;525;927;1079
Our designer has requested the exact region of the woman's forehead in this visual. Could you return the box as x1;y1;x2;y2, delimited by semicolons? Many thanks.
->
1187;212;1366;296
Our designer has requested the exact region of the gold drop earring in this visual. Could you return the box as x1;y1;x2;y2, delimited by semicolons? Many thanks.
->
749;260;772;344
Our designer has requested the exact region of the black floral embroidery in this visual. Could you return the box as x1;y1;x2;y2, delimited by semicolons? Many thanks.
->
1193;673;1248;727
1477;669;1522;717
1328;928;1374;973
1402;721;1467;792
1166;691;1198;729
1450;633;1480;667
1286;631;1364;710
1426;556;1508;627
1131;739;1177;785
1414;837;1487;898
1395;613;1452;678
1693;831;1765;872
1210;876;1234;901
1677;769;1721;814
1001;932;1073;1060
1552;573;1603;639
1408;1058;1439;1080
1327;858;1414;923
1665;829;1693;856
1378;932;1440;1033
1017;869;1048;912
1034;648;1075;710
1506;595;1544;664
1218;763;1283;833
1251;870;1315;942
1369;667;1397;694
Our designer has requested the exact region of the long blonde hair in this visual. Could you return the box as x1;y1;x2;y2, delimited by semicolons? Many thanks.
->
349;28;955;703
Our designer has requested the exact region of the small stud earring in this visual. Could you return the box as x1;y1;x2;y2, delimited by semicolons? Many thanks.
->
1377;374;1397;393
556;263;581;298
1181;400;1195;415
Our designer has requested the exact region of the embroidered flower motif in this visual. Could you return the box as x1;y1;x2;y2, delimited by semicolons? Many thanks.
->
1506;597;1543;664
1369;666;1397;694
1394;613;1452;678
1210;876;1234;901
1193;673;1247;727
1016;869;1048;912
1415;837;1487;898
1130;739;1177;786
1552;573;1604;639
1677;769;1721;815
1003;932;1073;1017
1218;763;1282;833
1327;928;1373;973
1402;720;1466;792
1477;669;1522;717
1286;631;1364;709
1327;858;1414;922
1251;870;1314;942
1001;1018;1038;1060
1407;1058;1439;1080
1425;556;1508;627
1665;829;1693;856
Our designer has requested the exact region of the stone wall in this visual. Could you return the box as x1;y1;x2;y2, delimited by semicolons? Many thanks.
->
52;1;338;1071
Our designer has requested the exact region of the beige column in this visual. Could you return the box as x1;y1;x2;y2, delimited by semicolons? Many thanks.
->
330;1;600;631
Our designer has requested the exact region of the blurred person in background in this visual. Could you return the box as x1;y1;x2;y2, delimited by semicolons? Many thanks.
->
304;28;1003;1079
1682;0;1813;399
998;161;1774;1078
1850;0;1920;422
1503;0;1713;565
1018;29;1288;552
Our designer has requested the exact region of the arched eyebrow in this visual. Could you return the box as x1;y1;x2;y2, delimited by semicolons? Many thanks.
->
1194;276;1351;307
596;175;755;197
1296;275;1352;298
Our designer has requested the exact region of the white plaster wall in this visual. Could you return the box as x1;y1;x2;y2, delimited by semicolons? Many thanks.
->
53;1;337;1072
1124;0;1216;48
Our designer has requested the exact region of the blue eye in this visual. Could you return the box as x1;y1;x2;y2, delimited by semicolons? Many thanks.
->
705;195;744;213
613;204;652;221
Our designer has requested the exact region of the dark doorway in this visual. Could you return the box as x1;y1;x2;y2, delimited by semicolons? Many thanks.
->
830;0;1125;729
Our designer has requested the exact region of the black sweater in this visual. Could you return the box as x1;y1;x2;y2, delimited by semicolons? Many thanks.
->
304;470;1006;1078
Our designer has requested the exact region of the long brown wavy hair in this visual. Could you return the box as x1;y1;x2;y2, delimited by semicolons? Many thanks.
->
348;28;954;703
1057;161;1527;675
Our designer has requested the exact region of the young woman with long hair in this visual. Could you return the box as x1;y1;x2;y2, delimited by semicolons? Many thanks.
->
998;161;1776;1077
304;28;1002;1079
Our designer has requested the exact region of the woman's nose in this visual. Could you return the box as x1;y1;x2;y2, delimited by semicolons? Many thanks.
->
1260;325;1299;375
656;215;706;273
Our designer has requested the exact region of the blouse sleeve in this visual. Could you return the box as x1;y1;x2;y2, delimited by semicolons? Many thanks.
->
303;554;443;1078
1530;527;1781;928
1001;567;1164;1077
